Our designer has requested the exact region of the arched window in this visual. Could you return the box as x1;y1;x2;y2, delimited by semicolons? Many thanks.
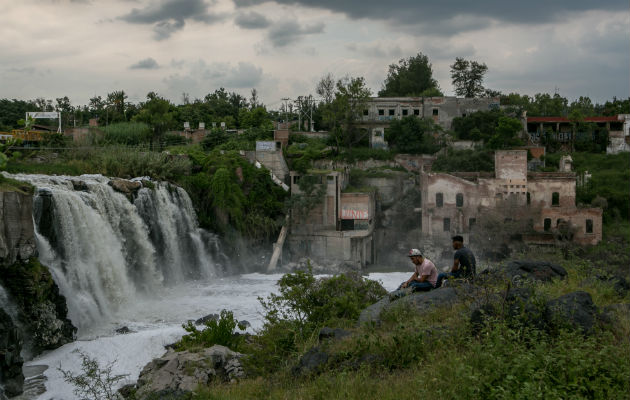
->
544;218;551;232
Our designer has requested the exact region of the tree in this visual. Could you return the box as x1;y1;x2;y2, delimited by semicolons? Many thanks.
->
450;57;488;98
385;116;441;154
133;92;176;147
379;53;441;97
487;116;524;149
316;73;335;104
322;76;372;151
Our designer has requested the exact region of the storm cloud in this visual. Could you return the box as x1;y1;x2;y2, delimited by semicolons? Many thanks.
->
234;0;628;34
235;11;271;29
129;57;160;69
267;21;325;47
120;0;224;39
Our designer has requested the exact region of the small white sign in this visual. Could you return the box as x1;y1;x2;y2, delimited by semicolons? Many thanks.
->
27;112;59;119
256;141;276;151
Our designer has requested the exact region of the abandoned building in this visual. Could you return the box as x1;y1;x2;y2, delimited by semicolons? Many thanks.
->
419;150;602;247
523;113;630;154
359;96;501;149
286;169;376;267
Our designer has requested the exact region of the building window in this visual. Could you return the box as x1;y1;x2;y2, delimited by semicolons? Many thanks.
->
552;192;559;206
544;218;551;232
378;109;384;116
436;193;443;208
327;175;334;182
586;219;593;234
469;218;476;230
456;193;464;207
413;109;420;115
293;175;300;184
388;109;395;116
363;109;369;116
443;218;450;232
402;109;408;116
527;192;531;205
432;108;439;116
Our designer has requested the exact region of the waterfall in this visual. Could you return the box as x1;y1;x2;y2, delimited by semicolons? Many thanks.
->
7;173;224;333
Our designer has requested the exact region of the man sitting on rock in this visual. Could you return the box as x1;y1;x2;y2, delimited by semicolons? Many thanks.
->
437;235;477;287
396;249;438;292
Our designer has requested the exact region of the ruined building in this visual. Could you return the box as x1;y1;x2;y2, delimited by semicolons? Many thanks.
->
358;96;500;149
420;150;602;247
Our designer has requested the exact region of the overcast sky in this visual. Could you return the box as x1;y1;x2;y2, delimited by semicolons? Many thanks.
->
1;0;628;108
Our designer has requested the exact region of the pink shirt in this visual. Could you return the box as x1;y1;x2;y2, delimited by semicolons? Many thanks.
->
415;258;438;287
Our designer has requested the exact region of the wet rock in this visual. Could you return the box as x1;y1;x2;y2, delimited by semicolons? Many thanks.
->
237;320;251;329
318;327;351;342
293;346;329;375
115;326;133;334
134;345;244;399
0;190;37;264
108;178;141;199
545;291;598;335
0;307;24;398
195;314;219;325
71;180;89;191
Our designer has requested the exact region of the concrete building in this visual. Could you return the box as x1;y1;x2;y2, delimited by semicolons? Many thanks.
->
286;169;376;267
358;96;500;148
524;114;630;154
419;150;602;247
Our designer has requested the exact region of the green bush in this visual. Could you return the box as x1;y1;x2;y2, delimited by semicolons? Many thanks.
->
175;310;246;351
101;122;151;145
432;148;495;172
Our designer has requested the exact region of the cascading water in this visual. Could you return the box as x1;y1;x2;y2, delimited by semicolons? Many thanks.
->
8;173;223;335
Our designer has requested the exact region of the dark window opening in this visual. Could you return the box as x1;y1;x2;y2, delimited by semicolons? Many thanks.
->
586;219;593;233
402;109;408;116
340;219;354;231
388;109;395;116
456;193;464;207
544;218;551;232
469;218;476;230
432;108;439;116
443;218;450;232
413;109;420;115
527;192;531;205
378;109;384;116
363;109;369;116
436;193;443;208
504;218;513;223
327;175;334;182
293;175;300;184
552;192;559;206
556;218;564;227
462;113;467;117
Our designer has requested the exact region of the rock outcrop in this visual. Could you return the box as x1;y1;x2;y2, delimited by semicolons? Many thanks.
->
0;189;37;265
108;178;142;200
0;307;24;398
129;345;245;399
358;287;460;325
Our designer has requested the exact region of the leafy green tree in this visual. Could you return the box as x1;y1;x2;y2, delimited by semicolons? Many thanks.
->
452;110;502;141
385;115;441;154
106;90;128;123
132;92;176;147
238;106;272;130
450;57;488;98
487;116;524;149
601;97;629;116
323;76;372;151
316;73;336;104
379;53;441;97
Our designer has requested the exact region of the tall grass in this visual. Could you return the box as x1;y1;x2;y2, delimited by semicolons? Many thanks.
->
101;122;151;145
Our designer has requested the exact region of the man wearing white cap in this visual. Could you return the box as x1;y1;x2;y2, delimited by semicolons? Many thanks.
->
397;248;438;292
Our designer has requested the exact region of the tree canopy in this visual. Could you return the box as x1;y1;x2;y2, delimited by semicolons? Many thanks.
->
385;116;441;154
378;53;442;97
450;57;488;98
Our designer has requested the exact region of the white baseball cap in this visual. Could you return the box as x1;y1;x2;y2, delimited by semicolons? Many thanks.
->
408;248;423;257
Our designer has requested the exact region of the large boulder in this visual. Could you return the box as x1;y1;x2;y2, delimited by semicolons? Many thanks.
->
293;346;329;375
358;288;460;325
0;189;37;265
0;307;24;398
545;291;599;335
503;260;567;283
108;178;141;200
131;345;244;399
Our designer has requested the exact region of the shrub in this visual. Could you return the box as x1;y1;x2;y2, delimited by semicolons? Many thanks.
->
59;349;127;400
175;310;246;351
101;122;151;145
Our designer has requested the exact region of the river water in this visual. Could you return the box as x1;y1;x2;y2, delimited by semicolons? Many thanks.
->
21;271;409;400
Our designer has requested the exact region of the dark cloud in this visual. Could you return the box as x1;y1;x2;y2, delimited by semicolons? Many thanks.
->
120;0;224;39
267;21;325;47
346;43;404;59
235;11;271;29
129;57;160;69
234;0;627;35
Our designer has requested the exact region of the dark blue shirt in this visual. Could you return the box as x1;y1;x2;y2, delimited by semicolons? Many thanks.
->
454;246;476;277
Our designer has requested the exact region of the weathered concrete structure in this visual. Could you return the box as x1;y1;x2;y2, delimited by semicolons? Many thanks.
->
359;96;500;148
286;170;375;267
420;150;602;247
